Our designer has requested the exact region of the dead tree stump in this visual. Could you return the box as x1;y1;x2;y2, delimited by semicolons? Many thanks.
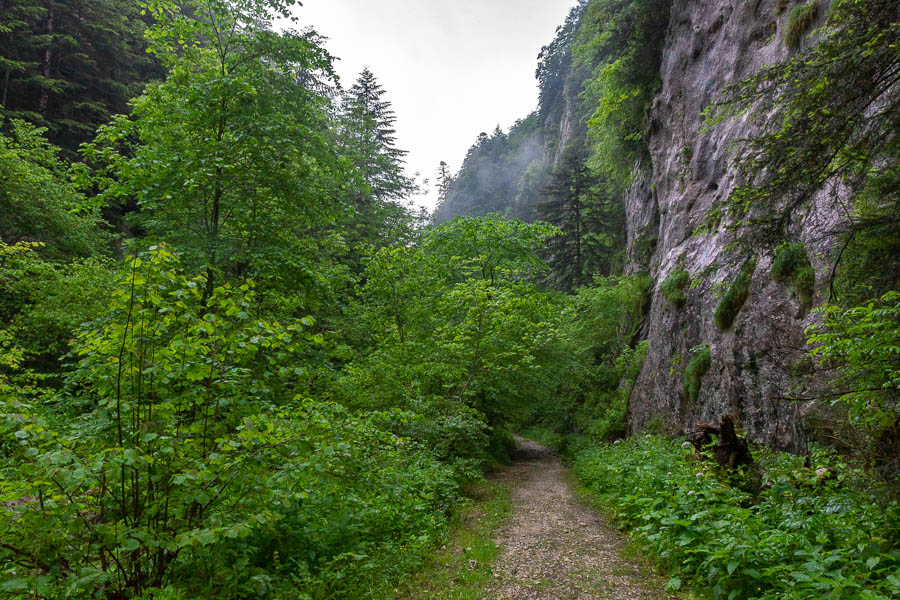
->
690;415;754;470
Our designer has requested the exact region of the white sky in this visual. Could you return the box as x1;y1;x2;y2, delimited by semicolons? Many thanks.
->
288;0;577;211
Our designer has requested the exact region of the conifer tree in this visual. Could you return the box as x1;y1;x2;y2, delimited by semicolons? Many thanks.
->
339;68;413;205
436;160;452;205
0;0;162;153
536;146;622;290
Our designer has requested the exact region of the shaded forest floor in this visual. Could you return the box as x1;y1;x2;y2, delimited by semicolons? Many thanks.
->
400;438;679;599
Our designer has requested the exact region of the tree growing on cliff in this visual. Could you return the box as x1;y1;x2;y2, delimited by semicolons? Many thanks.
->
716;0;900;301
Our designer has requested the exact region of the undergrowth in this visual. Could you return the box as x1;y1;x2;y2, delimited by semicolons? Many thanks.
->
574;436;900;600
393;480;511;600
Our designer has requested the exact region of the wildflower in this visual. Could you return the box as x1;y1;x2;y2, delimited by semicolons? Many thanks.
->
696;472;704;477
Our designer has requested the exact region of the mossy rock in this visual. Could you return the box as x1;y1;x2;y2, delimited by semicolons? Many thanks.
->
772;242;815;313
785;0;820;48
661;269;690;307
714;259;756;331
683;346;711;404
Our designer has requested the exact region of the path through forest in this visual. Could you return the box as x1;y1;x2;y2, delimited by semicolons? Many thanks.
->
485;438;676;600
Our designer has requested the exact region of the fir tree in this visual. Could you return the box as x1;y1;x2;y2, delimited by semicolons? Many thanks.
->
339;67;413;205
536;146;622;290
0;0;162;153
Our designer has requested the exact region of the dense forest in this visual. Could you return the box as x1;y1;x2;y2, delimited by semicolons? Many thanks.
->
1;0;898;598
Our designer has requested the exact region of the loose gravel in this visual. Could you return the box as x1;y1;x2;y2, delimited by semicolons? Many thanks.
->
485;438;676;600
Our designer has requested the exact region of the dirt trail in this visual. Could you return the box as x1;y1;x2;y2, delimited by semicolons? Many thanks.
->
486;438;675;600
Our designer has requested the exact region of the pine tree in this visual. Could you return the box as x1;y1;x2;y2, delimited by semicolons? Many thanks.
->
0;0;162;154
536;146;623;290
339;68;413;205
436;160;452;205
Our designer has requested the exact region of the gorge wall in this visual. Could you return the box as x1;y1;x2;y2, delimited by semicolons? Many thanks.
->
623;0;835;451
439;0;846;452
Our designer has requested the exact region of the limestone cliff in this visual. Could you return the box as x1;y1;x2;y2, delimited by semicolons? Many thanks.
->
623;0;837;451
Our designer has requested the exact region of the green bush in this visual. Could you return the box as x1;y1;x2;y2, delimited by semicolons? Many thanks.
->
715;260;756;330
683;345;711;403
0;247;460;600
661;269;690;307
772;242;815;311
785;0;820;49
574;437;900;599
0;241;116;380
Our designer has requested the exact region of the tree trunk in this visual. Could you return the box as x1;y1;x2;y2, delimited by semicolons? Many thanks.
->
39;8;53;113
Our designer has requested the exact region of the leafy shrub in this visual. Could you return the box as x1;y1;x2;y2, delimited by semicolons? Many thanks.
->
807;291;900;467
574;437;900;599
683;345;711;404
661;269;690;307
576;0;672;193
714;260;756;331
0;118;110;258
772;241;815;311
0;240;116;380
785;0;821;49
0;247;459;600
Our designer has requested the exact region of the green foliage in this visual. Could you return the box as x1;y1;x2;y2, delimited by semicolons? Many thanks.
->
575;437;900;599
523;276;650;451
394;480;512;600
785;0;821;49
332;216;565;474
576;0;671;192
661;269;690;307
0;246;459;599
0;240;116;380
714;260;756;331
85;0;344;306
772;242;815;311
683;345;711;404
337;67;416;255
832;161;900;305
0;118;109;258
714;0;899;243
0;0;162;152
807;292;900;440
536;144;626;290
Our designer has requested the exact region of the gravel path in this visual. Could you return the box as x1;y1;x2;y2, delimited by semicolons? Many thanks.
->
486;438;675;600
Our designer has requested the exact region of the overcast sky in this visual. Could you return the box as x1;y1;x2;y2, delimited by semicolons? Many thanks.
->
287;0;577;212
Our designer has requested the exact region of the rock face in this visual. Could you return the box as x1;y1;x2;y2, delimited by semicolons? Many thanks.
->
621;0;836;452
